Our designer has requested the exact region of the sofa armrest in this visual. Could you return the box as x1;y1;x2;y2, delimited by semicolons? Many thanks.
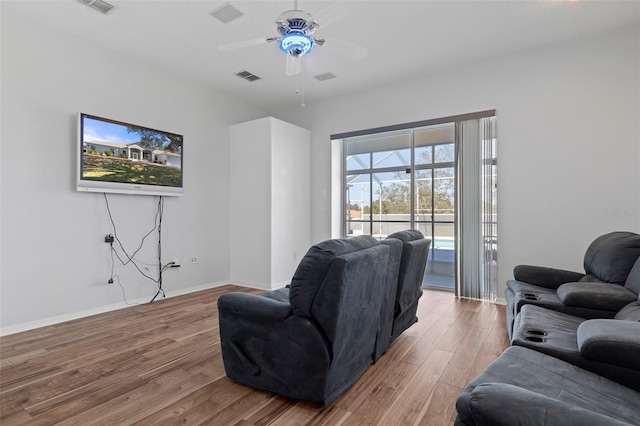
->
513;265;585;289
577;320;640;370
218;291;293;322
557;282;637;311
218;292;332;400
468;383;632;426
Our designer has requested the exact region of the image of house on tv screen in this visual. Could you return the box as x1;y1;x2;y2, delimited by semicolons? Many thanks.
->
82;116;183;187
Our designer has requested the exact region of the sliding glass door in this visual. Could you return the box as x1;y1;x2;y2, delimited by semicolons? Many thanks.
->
413;127;456;289
338;111;497;300
344;124;456;290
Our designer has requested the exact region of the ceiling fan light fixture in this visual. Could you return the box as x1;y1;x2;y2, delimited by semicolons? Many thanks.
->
279;33;314;56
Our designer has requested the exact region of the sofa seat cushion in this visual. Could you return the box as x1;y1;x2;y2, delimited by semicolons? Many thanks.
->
456;346;640;426
557;282;637;311
261;288;289;303
513;305;583;356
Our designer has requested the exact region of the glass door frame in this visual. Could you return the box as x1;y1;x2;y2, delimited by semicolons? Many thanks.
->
342;126;457;290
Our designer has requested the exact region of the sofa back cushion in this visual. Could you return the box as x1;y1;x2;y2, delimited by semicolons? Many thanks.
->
387;229;426;244
310;243;390;345
289;235;379;318
375;238;403;359
583;232;640;283
624;258;640;295
386;230;431;313
615;301;640;321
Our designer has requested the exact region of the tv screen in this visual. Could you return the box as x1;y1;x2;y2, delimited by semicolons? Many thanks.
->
77;113;183;196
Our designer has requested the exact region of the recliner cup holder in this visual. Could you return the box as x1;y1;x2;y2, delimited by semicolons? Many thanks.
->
524;336;546;343
526;329;548;336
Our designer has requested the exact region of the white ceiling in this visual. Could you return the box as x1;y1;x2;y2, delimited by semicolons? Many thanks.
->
4;0;640;110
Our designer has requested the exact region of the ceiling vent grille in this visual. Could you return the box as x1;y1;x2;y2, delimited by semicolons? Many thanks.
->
314;72;337;82
76;0;116;15
210;3;244;24
236;71;261;82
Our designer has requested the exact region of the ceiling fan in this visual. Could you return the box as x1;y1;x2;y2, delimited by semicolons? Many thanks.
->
218;1;368;77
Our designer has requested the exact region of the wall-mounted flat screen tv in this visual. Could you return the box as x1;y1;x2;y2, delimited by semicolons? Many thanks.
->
77;113;183;196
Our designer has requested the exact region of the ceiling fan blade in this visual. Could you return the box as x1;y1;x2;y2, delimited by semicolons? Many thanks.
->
218;37;270;52
314;2;354;29
285;55;302;76
257;0;280;17
321;37;368;60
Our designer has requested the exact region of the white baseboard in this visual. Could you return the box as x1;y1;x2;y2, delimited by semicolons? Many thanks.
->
495;297;507;305
228;280;271;291
0;281;227;337
271;281;290;290
228;280;291;291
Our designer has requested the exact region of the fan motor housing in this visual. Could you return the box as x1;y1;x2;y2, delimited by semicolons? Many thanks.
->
276;10;318;56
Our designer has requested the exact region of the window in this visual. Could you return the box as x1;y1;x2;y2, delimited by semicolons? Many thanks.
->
342;124;456;289
334;111;497;300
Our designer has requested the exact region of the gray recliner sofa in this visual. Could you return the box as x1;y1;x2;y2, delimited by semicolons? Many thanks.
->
456;234;640;425
505;231;640;338
218;236;394;404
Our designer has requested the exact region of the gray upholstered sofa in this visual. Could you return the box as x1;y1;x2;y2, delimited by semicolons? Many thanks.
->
456;232;640;425
218;232;431;403
219;232;430;404
505;231;640;338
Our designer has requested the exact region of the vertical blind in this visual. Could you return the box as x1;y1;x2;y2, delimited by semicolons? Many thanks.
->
456;117;497;301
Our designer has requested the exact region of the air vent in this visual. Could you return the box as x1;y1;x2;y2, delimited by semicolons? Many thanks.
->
314;72;337;82
76;0;116;14
210;3;244;24
236;71;261;82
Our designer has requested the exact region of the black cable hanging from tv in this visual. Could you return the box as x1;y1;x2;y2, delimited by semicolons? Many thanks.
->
103;193;171;304
150;196;165;303
104;193;160;284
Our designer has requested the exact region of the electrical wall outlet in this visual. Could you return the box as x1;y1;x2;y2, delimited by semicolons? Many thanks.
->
172;258;180;266
191;256;198;264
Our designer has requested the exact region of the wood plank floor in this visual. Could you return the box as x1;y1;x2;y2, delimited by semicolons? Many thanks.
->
0;286;509;425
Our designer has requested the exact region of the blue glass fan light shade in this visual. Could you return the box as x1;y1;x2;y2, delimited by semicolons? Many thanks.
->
279;33;314;56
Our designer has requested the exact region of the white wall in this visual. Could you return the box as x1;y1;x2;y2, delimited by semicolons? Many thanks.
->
275;27;640;298
0;7;268;334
